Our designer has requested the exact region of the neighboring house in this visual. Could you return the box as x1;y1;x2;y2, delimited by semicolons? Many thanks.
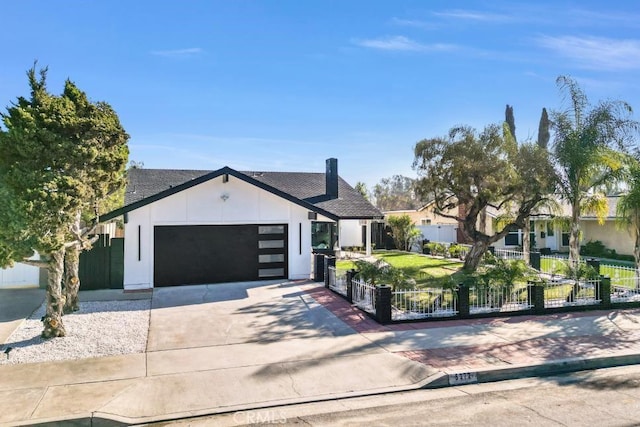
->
494;196;633;255
383;202;488;244
383;202;459;227
100;158;383;290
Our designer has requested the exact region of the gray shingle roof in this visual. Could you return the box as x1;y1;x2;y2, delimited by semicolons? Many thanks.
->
123;168;383;220
125;169;210;205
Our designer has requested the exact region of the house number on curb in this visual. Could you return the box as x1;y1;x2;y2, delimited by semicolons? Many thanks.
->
449;372;478;385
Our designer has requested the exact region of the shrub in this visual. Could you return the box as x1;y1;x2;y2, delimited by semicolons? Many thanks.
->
579;240;634;262
580;240;608;257
385;267;416;291
387;215;422;251
354;259;414;291
354;259;389;285
482;250;498;265
561;262;599;280
472;258;536;291
448;244;464;259
425;242;446;256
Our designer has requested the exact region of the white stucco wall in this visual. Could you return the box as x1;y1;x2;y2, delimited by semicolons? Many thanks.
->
0;253;41;289
123;175;315;290
581;220;633;255
339;220;364;247
0;262;40;288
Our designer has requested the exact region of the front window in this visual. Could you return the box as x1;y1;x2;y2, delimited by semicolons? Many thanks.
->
505;227;520;246
312;222;337;250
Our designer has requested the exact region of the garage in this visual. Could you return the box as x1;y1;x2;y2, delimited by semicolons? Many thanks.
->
154;224;288;287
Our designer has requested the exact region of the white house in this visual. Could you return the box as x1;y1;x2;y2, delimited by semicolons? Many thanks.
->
100;159;383;290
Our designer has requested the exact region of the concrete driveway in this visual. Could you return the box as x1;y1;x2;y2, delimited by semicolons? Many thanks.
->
0;287;44;343
91;280;436;422
147;280;356;351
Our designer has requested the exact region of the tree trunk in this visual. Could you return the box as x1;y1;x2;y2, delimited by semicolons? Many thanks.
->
569;203;581;269
64;242;81;313
522;218;530;265
479;208;487;234
42;247;66;338
64;212;85;313
463;240;489;272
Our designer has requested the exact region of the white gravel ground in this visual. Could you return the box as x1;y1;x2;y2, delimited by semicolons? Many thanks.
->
0;299;151;365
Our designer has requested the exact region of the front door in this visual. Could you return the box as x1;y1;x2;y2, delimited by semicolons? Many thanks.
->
546;222;558;251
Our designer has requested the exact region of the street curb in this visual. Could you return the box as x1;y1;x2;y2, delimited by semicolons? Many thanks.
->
423;352;640;388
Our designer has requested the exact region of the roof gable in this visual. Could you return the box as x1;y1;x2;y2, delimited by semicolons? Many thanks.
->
101;167;383;222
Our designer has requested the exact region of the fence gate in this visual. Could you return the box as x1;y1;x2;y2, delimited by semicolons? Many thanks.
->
79;234;124;290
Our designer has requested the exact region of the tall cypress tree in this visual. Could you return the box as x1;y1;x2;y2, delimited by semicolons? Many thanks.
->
537;107;550;149
505;104;517;143
0;65;129;336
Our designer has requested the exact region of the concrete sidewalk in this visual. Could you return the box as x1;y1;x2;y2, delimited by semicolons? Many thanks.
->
1;282;640;426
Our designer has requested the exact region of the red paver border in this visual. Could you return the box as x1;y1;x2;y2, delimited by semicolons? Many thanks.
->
400;332;640;371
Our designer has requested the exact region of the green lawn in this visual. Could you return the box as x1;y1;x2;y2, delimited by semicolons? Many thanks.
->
375;251;463;286
541;257;637;288
601;264;637;288
336;259;357;272
336;251;464;288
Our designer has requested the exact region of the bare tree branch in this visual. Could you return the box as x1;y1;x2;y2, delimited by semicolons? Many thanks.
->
19;259;48;268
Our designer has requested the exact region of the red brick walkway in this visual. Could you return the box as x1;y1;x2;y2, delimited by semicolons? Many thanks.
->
400;333;640;371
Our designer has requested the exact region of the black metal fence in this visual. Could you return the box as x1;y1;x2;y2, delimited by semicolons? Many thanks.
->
320;255;638;325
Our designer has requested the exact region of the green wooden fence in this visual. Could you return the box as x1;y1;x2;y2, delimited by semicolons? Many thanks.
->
79;234;124;290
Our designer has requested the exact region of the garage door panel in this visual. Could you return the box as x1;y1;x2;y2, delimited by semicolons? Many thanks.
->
154;224;286;287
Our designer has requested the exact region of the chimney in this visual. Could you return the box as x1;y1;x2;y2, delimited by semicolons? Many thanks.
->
326;158;338;199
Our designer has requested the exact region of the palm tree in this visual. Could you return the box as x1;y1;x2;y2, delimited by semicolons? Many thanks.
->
551;76;638;268
616;158;640;276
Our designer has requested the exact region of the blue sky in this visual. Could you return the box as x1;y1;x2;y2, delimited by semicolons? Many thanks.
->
2;1;639;190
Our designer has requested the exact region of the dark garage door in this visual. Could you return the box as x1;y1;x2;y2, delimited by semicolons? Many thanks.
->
154;224;288;287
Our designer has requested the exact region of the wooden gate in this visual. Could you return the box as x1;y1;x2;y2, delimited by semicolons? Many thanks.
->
79;234;124;290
